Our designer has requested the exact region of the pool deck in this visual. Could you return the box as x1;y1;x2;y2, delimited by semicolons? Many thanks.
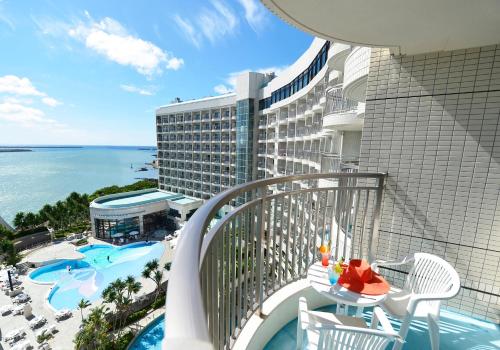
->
0;237;171;350
22;241;86;266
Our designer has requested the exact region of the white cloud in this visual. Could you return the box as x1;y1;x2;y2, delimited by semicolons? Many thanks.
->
0;75;45;96
0;75;63;108
120;84;155;96
214;84;233;94
0;100;67;131
68;16;183;76
42;97;62;107
166;57;184;70
0;3;14;30
237;0;268;32
173;15;201;48
174;0;238;48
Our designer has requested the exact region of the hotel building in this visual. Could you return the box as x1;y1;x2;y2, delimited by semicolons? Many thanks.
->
156;38;365;200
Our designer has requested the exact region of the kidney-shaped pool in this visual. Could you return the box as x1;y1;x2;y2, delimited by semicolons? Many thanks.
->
29;241;164;310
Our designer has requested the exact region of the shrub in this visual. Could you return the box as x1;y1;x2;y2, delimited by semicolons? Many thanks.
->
125;309;148;326
75;238;88;246
108;330;134;350
151;296;165;310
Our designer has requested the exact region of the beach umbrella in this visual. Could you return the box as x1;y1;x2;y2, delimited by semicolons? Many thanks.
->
111;232;124;238
128;231;139;236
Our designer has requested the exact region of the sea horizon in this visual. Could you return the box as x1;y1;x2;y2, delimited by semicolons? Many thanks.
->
0;144;157;148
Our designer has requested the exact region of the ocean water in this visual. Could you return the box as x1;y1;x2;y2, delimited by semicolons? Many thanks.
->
0;146;157;226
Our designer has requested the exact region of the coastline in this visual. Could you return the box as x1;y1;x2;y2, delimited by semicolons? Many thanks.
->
0;149;33;152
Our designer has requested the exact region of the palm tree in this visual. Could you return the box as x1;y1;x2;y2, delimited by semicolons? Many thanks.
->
13;212;25;231
142;259;165;300
125;275;142;300
74;305;110;349
77;298;91;322
102;278;133;333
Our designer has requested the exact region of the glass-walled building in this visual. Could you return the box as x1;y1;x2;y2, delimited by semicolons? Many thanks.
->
89;189;203;240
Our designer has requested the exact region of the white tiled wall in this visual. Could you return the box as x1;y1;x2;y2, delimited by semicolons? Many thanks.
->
359;46;500;322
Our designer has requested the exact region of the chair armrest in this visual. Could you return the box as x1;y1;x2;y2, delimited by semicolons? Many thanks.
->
371;255;414;271
370;307;395;334
298;297;309;330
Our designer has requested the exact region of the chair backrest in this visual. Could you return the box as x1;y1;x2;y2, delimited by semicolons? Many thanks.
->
313;326;396;350
404;253;461;298
297;297;399;350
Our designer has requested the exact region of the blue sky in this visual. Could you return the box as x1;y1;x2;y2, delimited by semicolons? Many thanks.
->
0;0;312;146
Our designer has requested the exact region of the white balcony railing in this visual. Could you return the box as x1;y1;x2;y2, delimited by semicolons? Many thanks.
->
324;87;358;115
165;173;385;349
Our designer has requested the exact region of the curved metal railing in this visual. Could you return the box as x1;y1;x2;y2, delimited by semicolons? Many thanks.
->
324;86;358;115
164;173;386;349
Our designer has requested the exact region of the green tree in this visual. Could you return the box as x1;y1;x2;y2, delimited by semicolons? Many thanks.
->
77;298;91;322
74;305;110;350
13;212;25;231
142;259;167;300
125;275;142;300
23;212;37;230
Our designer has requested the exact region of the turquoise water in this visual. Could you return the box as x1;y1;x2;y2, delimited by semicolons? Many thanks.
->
265;305;500;350
30;241;164;310
129;315;165;350
0;146;157;225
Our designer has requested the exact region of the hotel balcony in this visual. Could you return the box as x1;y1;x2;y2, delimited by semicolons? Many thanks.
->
164;171;497;350
323;86;363;131
343;47;371;102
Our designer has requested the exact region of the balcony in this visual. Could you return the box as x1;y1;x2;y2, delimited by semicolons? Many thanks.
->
343;47;371;102
323;87;363;131
166;147;499;350
165;173;387;348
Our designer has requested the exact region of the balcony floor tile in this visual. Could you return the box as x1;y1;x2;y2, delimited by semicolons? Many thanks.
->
264;305;500;350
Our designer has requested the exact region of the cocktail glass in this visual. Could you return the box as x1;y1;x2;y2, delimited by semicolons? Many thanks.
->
327;268;338;285
321;252;330;267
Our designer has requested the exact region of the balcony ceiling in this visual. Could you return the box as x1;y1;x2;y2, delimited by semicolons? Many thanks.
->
261;0;500;55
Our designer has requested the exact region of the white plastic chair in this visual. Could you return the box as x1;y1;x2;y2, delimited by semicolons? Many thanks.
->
297;297;401;350
373;253;461;350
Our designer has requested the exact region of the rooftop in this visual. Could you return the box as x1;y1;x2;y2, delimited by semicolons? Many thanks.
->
90;189;200;209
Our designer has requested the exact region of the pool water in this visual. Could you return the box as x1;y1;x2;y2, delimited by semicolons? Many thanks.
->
129;315;165;350
30;242;164;310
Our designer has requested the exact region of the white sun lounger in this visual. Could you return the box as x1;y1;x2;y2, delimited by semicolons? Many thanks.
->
54;309;72;321
29;315;47;329
0;304;12;315
47;324;58;334
11;340;33;350
5;328;26;341
12;304;25;315
38;342;51;350
13;293;30;304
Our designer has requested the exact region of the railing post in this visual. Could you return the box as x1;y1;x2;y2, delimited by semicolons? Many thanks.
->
368;175;385;263
255;187;266;317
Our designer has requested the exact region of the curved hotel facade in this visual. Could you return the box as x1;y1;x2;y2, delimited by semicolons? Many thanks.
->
156;38;368;199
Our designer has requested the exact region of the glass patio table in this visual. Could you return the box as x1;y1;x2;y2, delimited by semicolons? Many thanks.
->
307;261;388;317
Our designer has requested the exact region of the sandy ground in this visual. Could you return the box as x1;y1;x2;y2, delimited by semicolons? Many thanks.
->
0;237;173;349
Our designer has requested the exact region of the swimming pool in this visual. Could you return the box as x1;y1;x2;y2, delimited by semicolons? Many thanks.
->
129;315;165;350
29;242;164;310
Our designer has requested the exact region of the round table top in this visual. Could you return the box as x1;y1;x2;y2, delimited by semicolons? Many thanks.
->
307;261;387;307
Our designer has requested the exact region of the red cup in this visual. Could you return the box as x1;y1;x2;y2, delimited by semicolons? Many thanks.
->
321;253;330;267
